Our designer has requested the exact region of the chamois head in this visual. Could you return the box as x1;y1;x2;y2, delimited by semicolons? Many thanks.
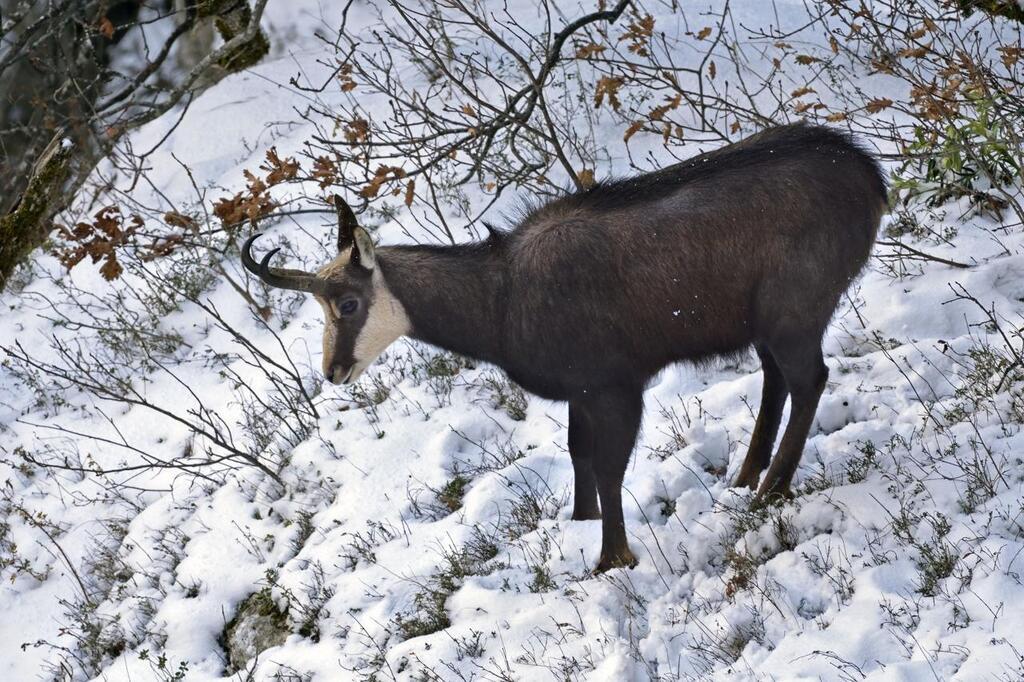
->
242;195;409;385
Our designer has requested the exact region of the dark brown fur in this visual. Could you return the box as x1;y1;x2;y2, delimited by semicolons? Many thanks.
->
249;124;887;571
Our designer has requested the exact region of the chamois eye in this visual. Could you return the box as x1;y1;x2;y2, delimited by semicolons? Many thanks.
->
338;299;359;315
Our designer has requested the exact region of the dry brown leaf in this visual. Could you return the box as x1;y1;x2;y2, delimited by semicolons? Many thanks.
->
344;117;370;144
997;46;1021;68
99;257;123;281
339;63;357;91
575;42;607;59
865;97;894;113
619;14;654;57
594;76;624;110
164;211;197;230
312;156;338;188
648;94;681;121
899;45;930;59
623;121;645;142
98;17;114;39
360;165;406;199
262;147;300;185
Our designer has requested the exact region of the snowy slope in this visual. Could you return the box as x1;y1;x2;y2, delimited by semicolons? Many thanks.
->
3;1;1024;681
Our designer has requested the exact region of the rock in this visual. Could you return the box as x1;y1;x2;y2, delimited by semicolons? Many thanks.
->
222;589;290;673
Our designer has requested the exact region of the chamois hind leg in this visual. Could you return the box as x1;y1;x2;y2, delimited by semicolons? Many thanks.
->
575;387;643;572
733;346;788;490
756;338;828;500
568;403;600;521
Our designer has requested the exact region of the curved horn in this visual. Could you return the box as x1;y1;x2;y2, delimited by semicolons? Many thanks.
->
241;234;326;294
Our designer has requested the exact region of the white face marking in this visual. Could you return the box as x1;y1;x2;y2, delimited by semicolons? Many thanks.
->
314;251;410;384
349;268;410;382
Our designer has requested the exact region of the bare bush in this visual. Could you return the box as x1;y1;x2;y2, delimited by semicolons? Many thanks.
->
0;0;271;290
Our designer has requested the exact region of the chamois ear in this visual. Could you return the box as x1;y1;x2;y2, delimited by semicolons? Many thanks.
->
334;194;358;253
351;227;376;270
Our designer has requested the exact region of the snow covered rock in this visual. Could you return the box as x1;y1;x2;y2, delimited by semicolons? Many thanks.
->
221;590;290;673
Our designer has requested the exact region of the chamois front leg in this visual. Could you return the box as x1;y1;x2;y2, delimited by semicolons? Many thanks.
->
568;403;600;521
574;387;643;573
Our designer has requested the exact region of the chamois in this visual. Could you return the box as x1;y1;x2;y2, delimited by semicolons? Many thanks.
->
242;124;887;571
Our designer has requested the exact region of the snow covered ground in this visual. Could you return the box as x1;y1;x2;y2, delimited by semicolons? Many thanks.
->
3;1;1024;680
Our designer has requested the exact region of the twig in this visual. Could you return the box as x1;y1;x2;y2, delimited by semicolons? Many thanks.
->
877;239;970;269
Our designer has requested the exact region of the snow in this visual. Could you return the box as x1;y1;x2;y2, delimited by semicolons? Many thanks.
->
3;1;1024;680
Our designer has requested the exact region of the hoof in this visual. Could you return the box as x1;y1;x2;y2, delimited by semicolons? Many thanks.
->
732;470;761;491
595;546;638;573
752;482;794;508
